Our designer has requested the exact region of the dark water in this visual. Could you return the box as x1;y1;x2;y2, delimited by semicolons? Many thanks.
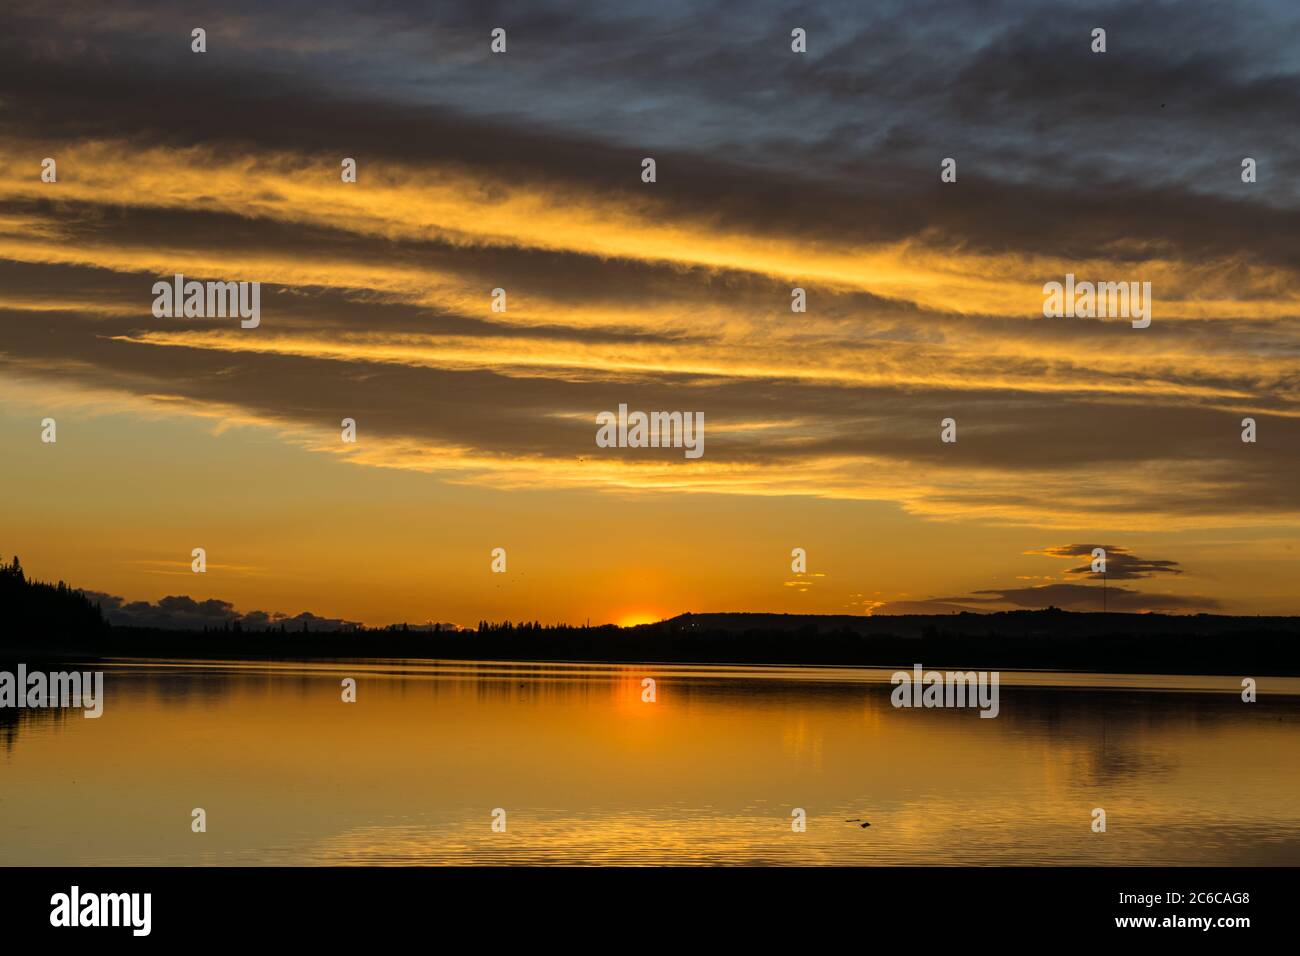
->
2;660;1297;865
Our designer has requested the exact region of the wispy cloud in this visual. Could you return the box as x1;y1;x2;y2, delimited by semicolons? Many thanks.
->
2;0;1298;617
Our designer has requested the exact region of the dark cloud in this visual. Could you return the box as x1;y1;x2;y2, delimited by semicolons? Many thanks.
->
2;287;1297;520
3;1;1299;265
1032;544;1184;581
0;0;1296;539
80;590;363;631
914;544;1218;611
933;582;1220;613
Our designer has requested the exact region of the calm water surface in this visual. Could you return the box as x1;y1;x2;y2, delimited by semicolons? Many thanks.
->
2;660;1297;865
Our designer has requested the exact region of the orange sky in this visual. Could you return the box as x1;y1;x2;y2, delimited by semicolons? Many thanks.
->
2;3;1298;626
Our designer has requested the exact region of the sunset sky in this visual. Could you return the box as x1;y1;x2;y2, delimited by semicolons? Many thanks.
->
2;0;1298;627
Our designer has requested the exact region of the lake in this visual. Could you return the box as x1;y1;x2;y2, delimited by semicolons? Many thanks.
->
2;659;1298;865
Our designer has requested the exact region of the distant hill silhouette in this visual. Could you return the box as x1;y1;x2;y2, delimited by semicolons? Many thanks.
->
655;610;1300;641
1;561;1297;674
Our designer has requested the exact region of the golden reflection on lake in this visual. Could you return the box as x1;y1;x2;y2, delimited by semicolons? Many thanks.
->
2;660;1297;865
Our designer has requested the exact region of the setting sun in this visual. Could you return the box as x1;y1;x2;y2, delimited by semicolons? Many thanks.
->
615;611;663;628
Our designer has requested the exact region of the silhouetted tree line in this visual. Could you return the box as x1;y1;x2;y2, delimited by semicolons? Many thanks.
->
2;561;1297;674
0;554;108;642
475;620;569;634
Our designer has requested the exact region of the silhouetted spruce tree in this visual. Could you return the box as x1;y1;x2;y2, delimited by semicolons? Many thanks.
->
0;553;108;649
